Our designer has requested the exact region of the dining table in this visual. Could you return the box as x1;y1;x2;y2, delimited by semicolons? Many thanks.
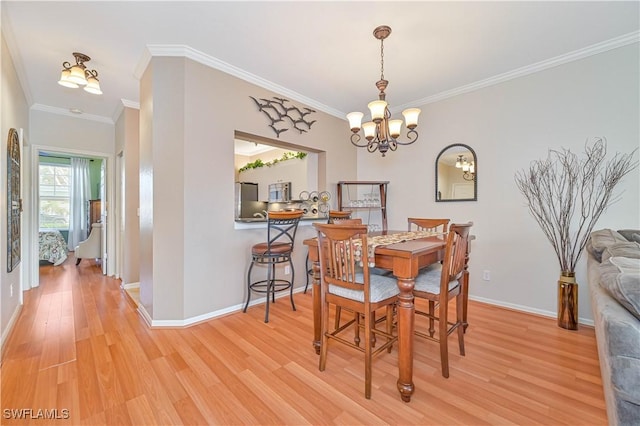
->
304;229;463;403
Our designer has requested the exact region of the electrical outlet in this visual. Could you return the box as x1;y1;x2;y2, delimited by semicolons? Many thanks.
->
284;266;291;275
483;270;491;281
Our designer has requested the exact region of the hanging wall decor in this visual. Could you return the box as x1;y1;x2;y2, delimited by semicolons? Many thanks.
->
250;96;317;138
7;128;21;272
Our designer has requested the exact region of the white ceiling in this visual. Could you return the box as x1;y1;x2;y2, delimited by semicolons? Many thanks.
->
2;1;639;124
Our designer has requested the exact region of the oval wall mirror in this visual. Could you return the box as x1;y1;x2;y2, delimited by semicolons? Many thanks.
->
435;143;477;202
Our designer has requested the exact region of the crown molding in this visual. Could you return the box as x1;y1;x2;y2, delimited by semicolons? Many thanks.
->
395;30;640;111
137;44;345;119
31;103;114;124
121;99;140;110
112;99;140;122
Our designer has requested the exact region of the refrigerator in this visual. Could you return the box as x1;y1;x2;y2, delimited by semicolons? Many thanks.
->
235;182;265;218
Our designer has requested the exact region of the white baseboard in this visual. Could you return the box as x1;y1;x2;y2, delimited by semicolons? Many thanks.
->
135;288;595;329
469;295;595;327
137;303;153;328
1;303;23;360
139;286;306;328
121;281;140;290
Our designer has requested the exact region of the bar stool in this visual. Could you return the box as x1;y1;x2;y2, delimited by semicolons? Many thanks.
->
243;210;304;323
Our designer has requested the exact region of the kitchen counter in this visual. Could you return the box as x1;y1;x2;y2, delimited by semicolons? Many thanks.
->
234;216;323;230
235;216;321;223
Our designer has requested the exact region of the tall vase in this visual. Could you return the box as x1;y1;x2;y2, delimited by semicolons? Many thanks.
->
557;271;578;330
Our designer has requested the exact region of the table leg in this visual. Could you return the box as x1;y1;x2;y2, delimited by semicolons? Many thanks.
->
462;269;469;332
462;238;471;332
311;258;321;355
396;277;415;402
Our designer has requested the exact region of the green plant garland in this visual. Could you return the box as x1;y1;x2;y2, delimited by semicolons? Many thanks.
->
238;152;307;173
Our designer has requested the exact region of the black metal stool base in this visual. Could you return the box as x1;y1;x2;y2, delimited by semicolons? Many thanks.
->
248;278;294;296
243;261;297;323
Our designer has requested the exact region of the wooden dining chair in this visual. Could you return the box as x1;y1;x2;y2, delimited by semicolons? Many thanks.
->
413;222;473;378
324;218;364;333
314;223;398;399
407;217;450;233
243;210;304;323
304;210;354;294
406;218;450;334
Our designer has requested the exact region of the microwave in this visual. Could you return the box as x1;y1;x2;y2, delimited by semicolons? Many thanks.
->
268;182;291;202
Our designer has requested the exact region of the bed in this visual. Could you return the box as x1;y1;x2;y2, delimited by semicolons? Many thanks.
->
39;230;68;265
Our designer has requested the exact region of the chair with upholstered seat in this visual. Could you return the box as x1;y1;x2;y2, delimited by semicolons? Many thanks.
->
243;210;304;323
304;210;354;294
413;222;472;378
75;223;102;265
314;223;398;399
406;218;450;334
407;218;450;233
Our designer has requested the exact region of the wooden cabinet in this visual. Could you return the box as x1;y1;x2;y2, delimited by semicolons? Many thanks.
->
88;199;101;229
337;181;388;231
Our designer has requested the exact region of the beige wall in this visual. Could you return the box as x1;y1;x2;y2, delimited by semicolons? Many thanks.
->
138;61;155;317
140;56;354;322
1;32;29;348
115;106;140;285
139;57;186;320
357;43;640;323
29;111;114;153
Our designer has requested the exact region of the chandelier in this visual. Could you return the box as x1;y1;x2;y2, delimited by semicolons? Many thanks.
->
347;25;421;157
58;52;102;95
456;155;475;181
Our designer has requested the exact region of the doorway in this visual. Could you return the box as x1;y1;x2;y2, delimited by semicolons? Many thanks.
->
29;145;114;288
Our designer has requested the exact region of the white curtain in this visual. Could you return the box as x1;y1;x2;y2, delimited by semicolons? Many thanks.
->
68;158;91;250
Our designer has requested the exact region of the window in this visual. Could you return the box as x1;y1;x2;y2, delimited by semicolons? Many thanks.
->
39;164;70;229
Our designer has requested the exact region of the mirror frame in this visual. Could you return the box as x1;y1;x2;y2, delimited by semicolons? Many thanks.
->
435;143;477;202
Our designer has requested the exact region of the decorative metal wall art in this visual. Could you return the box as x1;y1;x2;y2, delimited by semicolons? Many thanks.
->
250;96;317;138
7;128;21;272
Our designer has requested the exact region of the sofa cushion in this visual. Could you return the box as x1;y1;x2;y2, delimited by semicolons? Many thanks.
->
588;229;628;262
602;242;640;262
617;229;640;243
610;256;640;272
600;257;640;320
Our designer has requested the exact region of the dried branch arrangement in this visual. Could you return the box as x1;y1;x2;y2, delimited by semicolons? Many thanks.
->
515;138;638;273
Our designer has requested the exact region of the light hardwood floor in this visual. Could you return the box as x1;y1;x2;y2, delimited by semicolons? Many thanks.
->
1;254;607;425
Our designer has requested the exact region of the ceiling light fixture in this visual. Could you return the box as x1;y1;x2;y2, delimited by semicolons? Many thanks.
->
456;155;475;181
347;25;421;157
58;52;102;95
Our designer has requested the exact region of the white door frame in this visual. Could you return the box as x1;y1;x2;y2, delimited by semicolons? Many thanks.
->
29;145;115;288
115;150;125;280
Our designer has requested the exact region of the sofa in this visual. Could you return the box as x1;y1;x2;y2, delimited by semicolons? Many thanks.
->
587;229;640;425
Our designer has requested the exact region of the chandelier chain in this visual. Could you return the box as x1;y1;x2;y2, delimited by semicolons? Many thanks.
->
380;38;385;81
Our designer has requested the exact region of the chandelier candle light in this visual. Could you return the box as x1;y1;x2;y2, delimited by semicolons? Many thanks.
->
347;25;421;157
456;155;475;181
58;52;102;95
